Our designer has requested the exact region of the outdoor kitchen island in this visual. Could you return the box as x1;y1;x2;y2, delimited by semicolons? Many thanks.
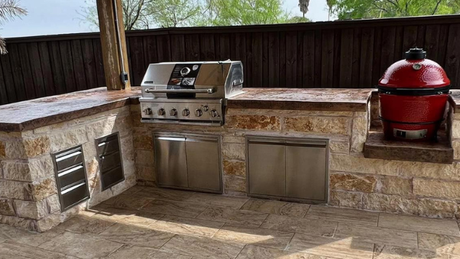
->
0;86;459;232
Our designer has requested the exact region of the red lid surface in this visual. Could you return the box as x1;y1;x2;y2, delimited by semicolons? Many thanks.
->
378;58;450;89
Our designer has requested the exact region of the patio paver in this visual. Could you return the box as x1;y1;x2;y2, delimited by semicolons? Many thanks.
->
1;186;460;259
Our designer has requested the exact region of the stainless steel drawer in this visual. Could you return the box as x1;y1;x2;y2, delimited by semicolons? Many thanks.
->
55;148;83;171
155;136;188;188
61;181;90;211
101;166;124;189
57;164;86;189
99;151;122;173
97;136;120;155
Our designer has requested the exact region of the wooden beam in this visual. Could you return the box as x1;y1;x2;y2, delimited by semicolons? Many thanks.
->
96;0;131;90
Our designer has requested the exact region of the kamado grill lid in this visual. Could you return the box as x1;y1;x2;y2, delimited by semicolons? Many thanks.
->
378;48;450;91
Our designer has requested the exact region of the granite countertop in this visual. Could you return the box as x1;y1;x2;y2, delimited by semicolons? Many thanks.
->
227;88;373;111
449;90;460;109
0;87;374;132
0;87;142;132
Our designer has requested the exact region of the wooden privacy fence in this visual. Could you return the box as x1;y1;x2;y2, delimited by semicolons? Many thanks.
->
1;15;460;105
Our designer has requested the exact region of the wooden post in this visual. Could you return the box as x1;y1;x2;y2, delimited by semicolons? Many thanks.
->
96;0;131;90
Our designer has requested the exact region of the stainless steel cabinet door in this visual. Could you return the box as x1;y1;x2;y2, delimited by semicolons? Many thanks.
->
186;136;222;192
286;143;327;201
154;136;188;188
248;141;285;197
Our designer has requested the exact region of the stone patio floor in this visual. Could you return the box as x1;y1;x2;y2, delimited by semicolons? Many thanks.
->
1;186;460;259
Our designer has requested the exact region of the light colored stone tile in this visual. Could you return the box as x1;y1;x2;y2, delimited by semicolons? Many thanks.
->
56;214;117;235
28;177;58;201
135;149;154;166
376;176;412;196
187;192;248;209
335;224;417;248
351;116;368;152
160;235;244;259
236;245;332;259
14;199;48;219
418;232;460;255
378;214;460;236
99;223;174;248
224;175;247;192
23;136;50;158
49;127;87;153
106;245;193;259
222;135;245;144
141;199;208;218
213;225;294;250
284;116;351;135
260;214;337;237
140;187;193;201
197;207;268;228
222;143;245;161
101;191;153;210
329;190;363;209
330;173;376;192
0;198;15;216
373;244;447;259
39;231;123;259
0;214;35;231
418;198;458;219
329;140;349;154
305;206;378;226
362;193;418;215
240;198;310;218
2;156;54;181
414;179;460;200
288;234;374;259
0;180;30;200
150;215;224;237
0;223;62;247
0;240;75;259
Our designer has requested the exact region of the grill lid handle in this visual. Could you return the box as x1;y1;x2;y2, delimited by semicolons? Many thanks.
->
145;88;215;94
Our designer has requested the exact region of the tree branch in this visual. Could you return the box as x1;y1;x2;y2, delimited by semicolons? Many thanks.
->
432;0;442;15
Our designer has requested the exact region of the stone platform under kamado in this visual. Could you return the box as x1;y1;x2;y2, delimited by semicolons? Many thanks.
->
0;86;460;234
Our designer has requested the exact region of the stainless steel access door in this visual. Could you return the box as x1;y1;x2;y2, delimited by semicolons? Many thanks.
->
248;140;285;197
154;136;188;188
286;142;327;201
186;136;222;192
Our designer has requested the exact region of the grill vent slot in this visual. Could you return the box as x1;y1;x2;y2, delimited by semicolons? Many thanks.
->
52;145;90;212
96;132;125;191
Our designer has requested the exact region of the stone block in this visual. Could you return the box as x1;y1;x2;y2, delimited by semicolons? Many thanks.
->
49;127;88;153
23;136;50;158
0;140;5;158
113;115;133;138
4;139;26;159
418;198;457;219
453;140;460;160
284;116;350;135
136;165;155;182
362;193;418;215
351;116;367;153
330;153;460;181
452;120;460;139
376;176;412;196
0;215;35;231
123;160;136;178
133;133;153;150
111;174;137;196
223;160;246;177
0;199;15;216
329;190;362;209
27;178;58;201
120;135;135;162
222;143;245;161
413;179;460;199
222;135;245;144
329;140;349;154
46;194;61;214
330;173;376;193
0;180;30;200
2;156;54;182
35;213;61;232
88;188;113;208
86;158;99;180
224;175;246;192
135;150;154;167
226;115;280;131
14;199;48;219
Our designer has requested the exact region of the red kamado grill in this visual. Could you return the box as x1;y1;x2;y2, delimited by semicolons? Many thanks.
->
377;48;451;141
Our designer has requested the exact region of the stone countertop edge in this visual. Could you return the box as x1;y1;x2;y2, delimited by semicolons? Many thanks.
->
0;87;375;132
226;88;373;112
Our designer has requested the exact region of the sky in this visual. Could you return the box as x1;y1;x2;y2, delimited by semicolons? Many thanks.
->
2;0;330;38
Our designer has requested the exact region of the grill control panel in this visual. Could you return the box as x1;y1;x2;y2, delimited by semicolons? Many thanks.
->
140;98;223;125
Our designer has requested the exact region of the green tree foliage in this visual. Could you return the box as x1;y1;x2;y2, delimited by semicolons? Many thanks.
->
0;0;26;54
328;0;460;20
144;0;203;27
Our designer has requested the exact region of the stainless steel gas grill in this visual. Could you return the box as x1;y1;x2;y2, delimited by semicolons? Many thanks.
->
140;60;244;126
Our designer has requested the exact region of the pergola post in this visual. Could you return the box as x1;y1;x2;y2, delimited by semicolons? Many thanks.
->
96;0;131;90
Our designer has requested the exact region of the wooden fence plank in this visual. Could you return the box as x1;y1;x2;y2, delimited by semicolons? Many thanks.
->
170;34;185;61
371;27;382;85
445;24;460;84
359;27;374;87
81;39;98;89
128;36;145;86
157;35;171;62
38;42;56;95
200;34;215;60
70;40;88;90
59;41;77;93
92;39;105;87
27;42;46;97
0;59;8;104
49;41;67;94
185;34;200;61
285;31;297;87
339;29;353;87
302;31;315;87
321;30;334;88
8;44;27;100
380;27;396;75
251;32;263;87
0;52;17;102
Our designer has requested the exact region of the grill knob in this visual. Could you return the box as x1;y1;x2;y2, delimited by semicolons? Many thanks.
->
143;108;153;115
210;109;219;118
202;105;209;112
195;109;203;117
182;109;190;116
170;108;177;116
158;108;165;116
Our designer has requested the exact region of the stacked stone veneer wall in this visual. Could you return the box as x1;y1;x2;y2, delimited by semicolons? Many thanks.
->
133;100;460;219
0;106;136;232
